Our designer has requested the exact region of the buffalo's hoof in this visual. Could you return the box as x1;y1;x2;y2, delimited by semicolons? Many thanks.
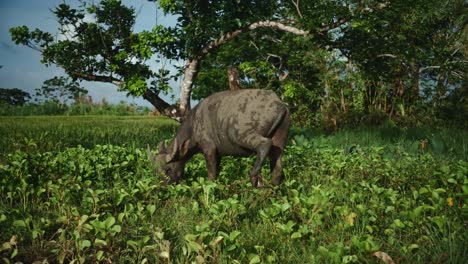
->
250;175;265;188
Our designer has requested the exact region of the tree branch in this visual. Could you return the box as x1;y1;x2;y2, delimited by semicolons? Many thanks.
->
419;66;441;73
142;89;179;118
291;0;303;19
179;20;309;115
199;20;308;59
377;54;399;59
73;71;178;118
25;42;44;52
73;72;124;86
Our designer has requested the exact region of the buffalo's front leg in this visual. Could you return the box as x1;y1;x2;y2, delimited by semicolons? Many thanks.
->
203;146;220;180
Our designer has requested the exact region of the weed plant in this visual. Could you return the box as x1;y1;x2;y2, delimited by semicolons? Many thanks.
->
0;117;466;263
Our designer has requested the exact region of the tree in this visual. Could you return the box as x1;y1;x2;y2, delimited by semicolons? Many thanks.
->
338;0;466;116
0;88;31;105
10;1;177;115
10;0;465;123
35;76;88;104
9;0;316;117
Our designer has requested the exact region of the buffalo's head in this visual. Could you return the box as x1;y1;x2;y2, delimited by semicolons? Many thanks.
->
148;139;190;184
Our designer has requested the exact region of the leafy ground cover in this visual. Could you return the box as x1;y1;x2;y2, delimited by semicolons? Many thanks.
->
0;116;466;263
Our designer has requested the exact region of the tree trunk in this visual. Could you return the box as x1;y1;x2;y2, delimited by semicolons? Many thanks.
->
340;88;347;113
435;71;447;108
143;90;178;117
409;62;420;104
179;58;201;116
228;66;241;91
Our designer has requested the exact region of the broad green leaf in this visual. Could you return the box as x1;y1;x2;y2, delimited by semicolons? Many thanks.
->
104;216;116;229
291;232;302;239
96;250;104;260
79;240;91;250
249;254;261;264
111;225;122;233
94;238;107;247
393;219;405;228
229;231;241;241
13;220;26;228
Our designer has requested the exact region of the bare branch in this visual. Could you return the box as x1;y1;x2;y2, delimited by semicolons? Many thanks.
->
291;0;303;18
377;54;399;59
376;54;409;68
419;66;441;73
199;20;308;59
73;72;124;86
248;20;309;36
26;43;44;52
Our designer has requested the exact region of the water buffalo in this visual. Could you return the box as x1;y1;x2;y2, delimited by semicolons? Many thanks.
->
148;89;290;187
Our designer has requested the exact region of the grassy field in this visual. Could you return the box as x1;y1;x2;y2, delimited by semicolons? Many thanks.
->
0;116;467;263
0;116;178;160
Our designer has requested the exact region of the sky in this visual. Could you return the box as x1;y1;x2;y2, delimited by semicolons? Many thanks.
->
0;0;178;107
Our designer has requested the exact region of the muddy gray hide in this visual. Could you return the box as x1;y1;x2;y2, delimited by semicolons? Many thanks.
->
149;89;290;187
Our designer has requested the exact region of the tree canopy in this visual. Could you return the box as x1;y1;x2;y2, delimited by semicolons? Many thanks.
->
10;0;466;125
0;88;31;106
35;76;88;104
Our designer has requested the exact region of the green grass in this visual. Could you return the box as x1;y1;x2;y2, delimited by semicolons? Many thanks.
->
0;101;151;116
0;115;178;160
1;116;466;161
0;116;466;263
291;126;468;160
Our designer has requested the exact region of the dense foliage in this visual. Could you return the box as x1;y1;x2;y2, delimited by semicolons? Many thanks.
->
35;77;88;105
0;117;467;263
0;88;31;106
9;0;466;124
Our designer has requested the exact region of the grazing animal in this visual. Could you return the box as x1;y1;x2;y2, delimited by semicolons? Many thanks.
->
148;89;290;187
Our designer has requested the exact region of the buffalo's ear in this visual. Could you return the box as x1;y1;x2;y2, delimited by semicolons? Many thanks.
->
180;139;191;157
165;138;191;163
158;141;166;153
147;144;155;161
165;138;178;163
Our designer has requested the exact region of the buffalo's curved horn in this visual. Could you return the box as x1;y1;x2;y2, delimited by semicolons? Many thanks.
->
147;144;156;162
158;140;165;153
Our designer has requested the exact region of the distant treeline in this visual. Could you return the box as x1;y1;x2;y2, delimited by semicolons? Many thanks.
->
0;98;152;116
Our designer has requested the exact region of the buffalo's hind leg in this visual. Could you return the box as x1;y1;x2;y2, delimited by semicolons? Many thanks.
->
269;146;284;185
242;135;272;187
269;111;290;185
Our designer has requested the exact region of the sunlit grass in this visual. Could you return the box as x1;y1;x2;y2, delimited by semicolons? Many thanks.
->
0;115;178;160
